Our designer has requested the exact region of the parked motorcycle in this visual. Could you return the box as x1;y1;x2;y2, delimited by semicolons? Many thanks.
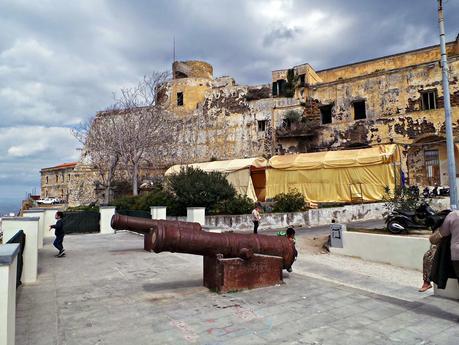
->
385;202;445;234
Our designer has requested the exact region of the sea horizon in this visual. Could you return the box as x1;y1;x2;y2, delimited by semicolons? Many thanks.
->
0;199;21;216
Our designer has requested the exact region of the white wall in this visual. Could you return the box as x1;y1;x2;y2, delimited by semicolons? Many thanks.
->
330;231;430;271
0;244;19;345
2;217;39;283
43;208;62;239
22;210;45;249
100;206;116;234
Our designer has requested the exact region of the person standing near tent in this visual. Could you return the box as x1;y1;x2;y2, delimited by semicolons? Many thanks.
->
251;203;262;234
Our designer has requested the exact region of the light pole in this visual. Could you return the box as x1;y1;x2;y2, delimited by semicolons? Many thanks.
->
437;0;457;210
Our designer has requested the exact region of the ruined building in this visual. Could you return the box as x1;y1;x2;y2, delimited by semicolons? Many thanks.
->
53;36;459;206
271;36;459;186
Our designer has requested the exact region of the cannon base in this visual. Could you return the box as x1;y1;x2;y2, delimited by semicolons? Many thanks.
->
203;254;283;293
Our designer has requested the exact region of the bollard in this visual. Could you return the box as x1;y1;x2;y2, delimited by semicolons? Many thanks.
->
22;209;45;249
100;206;116;234
150;206;167;220
187;207;206;226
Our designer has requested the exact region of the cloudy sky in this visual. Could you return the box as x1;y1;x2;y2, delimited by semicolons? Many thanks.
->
1;0;458;212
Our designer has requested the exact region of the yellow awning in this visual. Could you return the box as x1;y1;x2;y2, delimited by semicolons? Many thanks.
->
165;157;267;175
268;144;399;170
266;145;401;203
164;157;267;202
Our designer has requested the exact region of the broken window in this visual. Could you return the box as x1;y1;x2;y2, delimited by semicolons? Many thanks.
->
278;80;287;97
353;100;366;120
282;118;291;129
320;104;333;124
257;120;267;132
272;82;278;96
421;90;437;110
299;74;306;87
177;92;184;106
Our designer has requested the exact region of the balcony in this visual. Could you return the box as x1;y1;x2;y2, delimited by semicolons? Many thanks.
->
275;121;318;138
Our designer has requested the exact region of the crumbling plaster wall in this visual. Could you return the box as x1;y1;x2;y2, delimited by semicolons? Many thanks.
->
164;83;274;165
274;57;459;152
316;42;457;83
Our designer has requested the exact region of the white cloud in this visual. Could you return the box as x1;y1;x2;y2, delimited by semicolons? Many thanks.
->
0;0;457;205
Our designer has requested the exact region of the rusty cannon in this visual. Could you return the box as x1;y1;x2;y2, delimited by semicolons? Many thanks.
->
111;214;296;292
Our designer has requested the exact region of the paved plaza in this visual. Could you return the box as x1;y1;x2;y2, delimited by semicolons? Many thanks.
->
16;231;459;345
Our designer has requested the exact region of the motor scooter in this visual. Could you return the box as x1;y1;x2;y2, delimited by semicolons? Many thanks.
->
386;202;439;234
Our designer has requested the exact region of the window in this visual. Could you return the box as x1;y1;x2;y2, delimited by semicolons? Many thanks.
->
177;92;184;106
282;118;291;129
272;82;278;96
273;80;287;97
421;90;437;110
46;176;48;184
425;149;440;185
278;80;287;96
353;100;366;120
55;174;58;183
299;74;306;87
257;120;267;132
320;105;333;124
68;174;71;182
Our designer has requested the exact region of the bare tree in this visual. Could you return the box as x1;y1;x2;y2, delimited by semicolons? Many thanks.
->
109;71;174;195
118;107;173;195
73;115;123;204
110;71;170;110
75;71;174;199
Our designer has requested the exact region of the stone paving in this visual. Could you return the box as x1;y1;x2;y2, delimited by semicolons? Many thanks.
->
16;232;459;345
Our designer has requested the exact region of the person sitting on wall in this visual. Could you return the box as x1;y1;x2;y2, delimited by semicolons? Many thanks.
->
430;210;459;287
419;213;450;292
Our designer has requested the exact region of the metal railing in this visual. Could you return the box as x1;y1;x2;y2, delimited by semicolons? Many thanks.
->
6;230;25;288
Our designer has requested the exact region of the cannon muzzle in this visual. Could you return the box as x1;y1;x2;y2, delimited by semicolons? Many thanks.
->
111;213;202;233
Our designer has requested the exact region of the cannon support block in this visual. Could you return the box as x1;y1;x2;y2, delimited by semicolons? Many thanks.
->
203;254;283;293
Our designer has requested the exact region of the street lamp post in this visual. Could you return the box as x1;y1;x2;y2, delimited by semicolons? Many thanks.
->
437;0;457;210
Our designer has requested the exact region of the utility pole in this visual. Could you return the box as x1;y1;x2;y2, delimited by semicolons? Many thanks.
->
437;0;457;210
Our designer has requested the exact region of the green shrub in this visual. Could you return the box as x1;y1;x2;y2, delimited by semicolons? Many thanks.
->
111;188;175;212
111;194;139;211
166;167;236;216
213;195;255;215
272;189;306;212
382;185;424;213
67;205;100;212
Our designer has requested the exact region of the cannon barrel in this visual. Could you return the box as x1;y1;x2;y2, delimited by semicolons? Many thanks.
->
111;214;295;269
111;214;202;234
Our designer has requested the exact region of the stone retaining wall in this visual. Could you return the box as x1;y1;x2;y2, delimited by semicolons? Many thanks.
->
167;198;451;231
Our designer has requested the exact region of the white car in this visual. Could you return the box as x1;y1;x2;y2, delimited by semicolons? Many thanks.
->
37;197;59;205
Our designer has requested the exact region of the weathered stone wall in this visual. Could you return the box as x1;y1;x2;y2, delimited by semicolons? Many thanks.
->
40;164;76;201
160;83;274;165
67;163;98;207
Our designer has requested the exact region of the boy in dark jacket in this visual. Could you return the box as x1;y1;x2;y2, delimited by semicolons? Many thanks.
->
49;211;65;257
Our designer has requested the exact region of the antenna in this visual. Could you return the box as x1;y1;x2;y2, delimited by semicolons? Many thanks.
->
173;35;176;63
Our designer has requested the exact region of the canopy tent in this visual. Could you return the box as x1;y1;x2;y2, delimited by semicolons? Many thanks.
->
165;157;268;201
266;145;401;203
